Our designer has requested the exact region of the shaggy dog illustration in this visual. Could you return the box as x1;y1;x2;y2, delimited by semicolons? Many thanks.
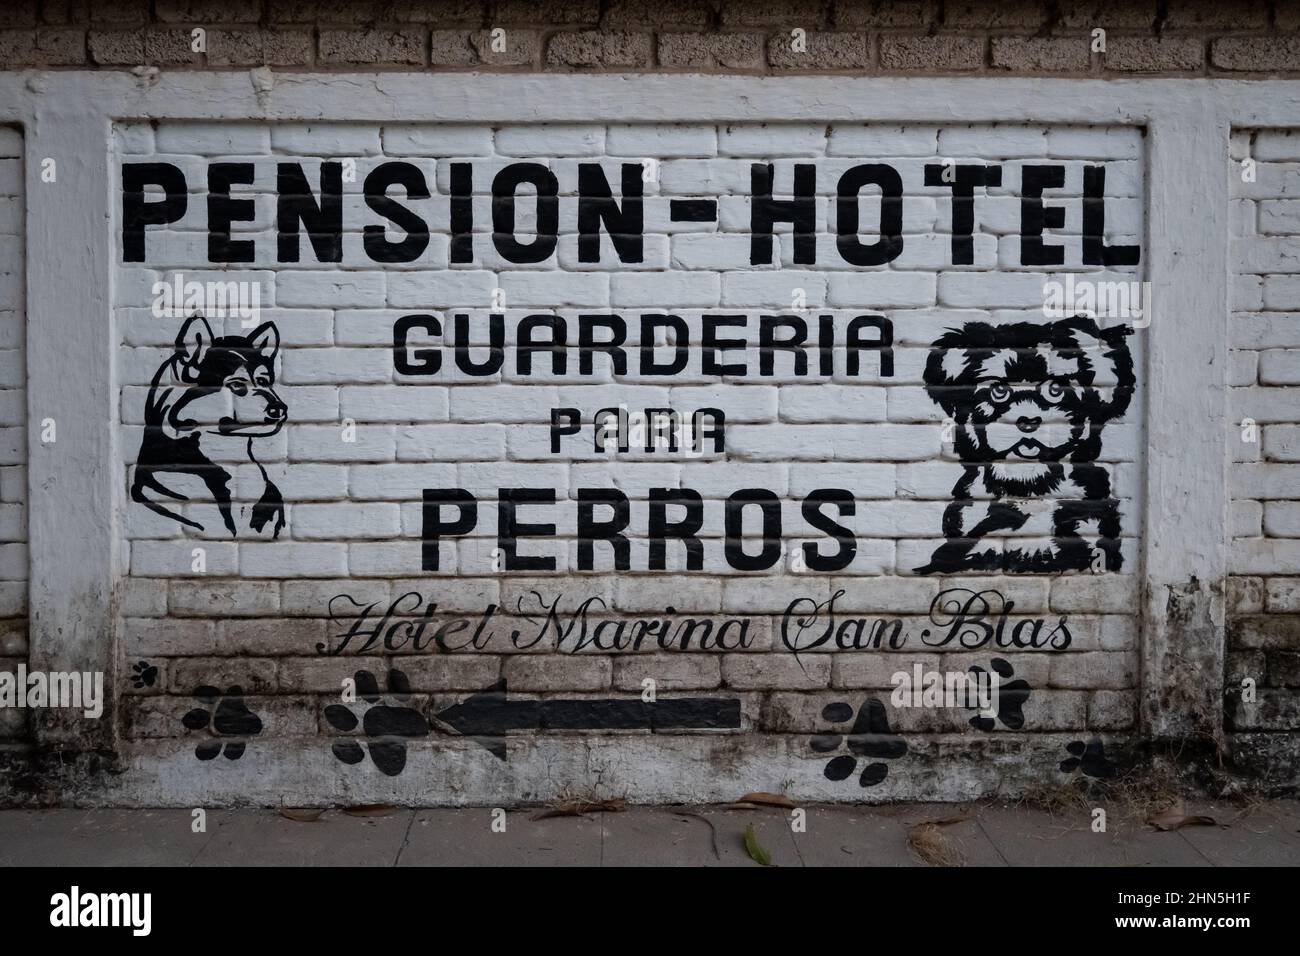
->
130;314;286;537
913;316;1134;574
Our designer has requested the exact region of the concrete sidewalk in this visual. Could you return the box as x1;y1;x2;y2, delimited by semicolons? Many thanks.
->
0;799;1296;867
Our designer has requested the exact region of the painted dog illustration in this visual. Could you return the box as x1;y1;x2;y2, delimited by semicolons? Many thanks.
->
913;316;1134;574
131;314;287;537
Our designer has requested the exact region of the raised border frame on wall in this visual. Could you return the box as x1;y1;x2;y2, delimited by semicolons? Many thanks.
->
0;72;1273;766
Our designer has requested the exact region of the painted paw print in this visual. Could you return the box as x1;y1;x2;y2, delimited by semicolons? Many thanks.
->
1060;737;1117;779
131;661;158;689
181;685;262;760
967;658;1032;731
324;669;429;777
812;698;908;788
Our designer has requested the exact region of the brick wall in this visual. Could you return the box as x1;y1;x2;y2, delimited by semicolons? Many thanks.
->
1228;128;1300;766
99;116;1150;801
0;127;25;745
0;4;1296;806
1;1;1300;77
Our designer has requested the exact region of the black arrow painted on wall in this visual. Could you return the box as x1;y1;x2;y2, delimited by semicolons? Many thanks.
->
432;681;742;761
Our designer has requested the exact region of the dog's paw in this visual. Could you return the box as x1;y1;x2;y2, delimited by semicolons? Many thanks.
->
131;660;158;689
324;669;429;776
1060;737;1117;779
181;685;262;760
967;657;1032;731
812;699;908;788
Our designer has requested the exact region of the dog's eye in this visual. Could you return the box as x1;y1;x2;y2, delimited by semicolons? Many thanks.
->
1040;381;1066;404
986;383;1012;403
226;381;248;396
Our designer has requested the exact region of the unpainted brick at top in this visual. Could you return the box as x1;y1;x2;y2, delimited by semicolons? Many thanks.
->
5;0;1300;75
268;1;383;23
834;0;933;30
429;30;478;67
990;37;1092;74
431;28;543;68
1055;0;1158;30
207;29;313;67
941;0;1048;31
1212;37;1300;73
144;29;200;65
1103;36;1204;74
0;1;35;29
767;31;869;70
84;0;151;24
879;35;985;72
154;0;265;23
386;0;488;24
657;32;764;69
87;29;144;64
496;0;601;24
0;29;84;67
720;0;827;28
546;30;652;68
470;29;540;66
602;0;715;30
318;29;426;66
1163;0;1269;30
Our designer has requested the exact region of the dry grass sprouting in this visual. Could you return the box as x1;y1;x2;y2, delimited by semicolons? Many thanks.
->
531;787;627;820
1108;765;1182;824
1018;780;1092;817
907;821;965;866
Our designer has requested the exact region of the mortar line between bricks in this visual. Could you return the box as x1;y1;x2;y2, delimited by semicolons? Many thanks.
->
391;809;418;867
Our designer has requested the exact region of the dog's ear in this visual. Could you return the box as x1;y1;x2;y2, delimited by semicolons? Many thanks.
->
246;322;280;363
1056;315;1135;424
923;323;992;419
174;312;214;379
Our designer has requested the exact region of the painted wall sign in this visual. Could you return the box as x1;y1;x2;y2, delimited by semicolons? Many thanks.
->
116;122;1146;581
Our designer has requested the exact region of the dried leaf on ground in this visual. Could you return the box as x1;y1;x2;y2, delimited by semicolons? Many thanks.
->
917;813;970;827
735;792;796;809
279;808;324;822
1147;801;1217;831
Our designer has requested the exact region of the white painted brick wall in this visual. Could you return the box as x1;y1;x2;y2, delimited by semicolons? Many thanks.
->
0;126;25;620
1231;134;1300;578
116;122;1146;561
111;119;1148;757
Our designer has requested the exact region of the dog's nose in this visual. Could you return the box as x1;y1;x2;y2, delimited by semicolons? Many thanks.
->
266;402;286;421
1016;415;1041;433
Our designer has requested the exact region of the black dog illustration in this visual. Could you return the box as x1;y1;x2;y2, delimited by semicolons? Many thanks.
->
131;314;287;537
914;316;1133;574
